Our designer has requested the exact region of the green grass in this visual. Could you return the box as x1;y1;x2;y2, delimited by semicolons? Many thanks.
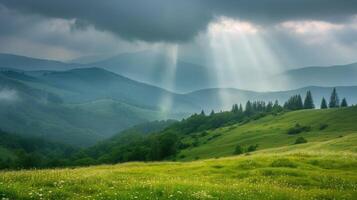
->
178;107;357;160
1;107;357;199
0;150;356;199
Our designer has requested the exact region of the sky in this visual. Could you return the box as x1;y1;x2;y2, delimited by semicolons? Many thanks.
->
0;0;357;73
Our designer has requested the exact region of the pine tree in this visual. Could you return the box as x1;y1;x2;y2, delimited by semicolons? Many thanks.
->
231;104;239;113
341;98;348;107
303;91;315;109
239;104;243;113
321;97;328;109
200;110;205;116
210;110;215;116
297;95;304;109
266;101;273;112
272;100;283;112
329;88;340;108
284;95;304;110
245;101;253;116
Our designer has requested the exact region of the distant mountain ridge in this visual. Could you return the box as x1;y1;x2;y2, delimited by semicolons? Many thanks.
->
275;62;357;90
88;50;216;92
0;53;83;71
2;52;357;92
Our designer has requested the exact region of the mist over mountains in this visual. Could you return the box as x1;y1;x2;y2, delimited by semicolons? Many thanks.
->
1;52;357;146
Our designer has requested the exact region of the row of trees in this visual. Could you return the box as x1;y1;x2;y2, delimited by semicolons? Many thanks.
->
282;88;349;111
321;88;348;109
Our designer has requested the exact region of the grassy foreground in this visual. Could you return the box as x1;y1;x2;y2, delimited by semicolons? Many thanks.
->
1;108;357;199
1;148;356;200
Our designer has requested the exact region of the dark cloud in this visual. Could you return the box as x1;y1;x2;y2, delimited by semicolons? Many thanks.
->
0;0;356;42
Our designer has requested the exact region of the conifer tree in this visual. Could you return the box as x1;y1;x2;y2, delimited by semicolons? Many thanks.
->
329;88;340;108
210;110;215;116
200;110;205;116
321;97;328;109
231;104;239;113
245;101;253;116
239;104;243;113
304;91;315;109
341;98;348;107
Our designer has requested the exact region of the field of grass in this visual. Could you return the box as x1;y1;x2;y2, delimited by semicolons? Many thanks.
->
178;107;357;160
0;148;356;200
1;107;356;199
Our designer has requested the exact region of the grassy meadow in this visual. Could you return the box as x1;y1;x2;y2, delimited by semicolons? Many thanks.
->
1;107;357;199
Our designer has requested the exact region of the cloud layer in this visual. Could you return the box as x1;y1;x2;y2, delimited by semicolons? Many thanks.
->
1;0;356;42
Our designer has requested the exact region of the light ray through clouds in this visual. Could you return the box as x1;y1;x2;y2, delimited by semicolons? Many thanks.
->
158;44;178;114
205;17;289;109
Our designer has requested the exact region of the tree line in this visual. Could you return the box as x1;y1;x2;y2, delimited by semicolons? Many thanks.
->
283;88;349;111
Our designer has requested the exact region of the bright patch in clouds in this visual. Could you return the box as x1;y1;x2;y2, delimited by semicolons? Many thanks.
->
209;17;259;34
280;20;344;34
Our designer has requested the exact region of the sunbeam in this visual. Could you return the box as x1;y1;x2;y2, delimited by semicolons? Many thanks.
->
158;44;178;114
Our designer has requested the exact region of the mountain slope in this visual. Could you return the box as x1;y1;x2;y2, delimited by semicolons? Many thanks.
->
0;53;83;71
0;68;196;146
28;67;199;112
0;72;177;146
1;108;356;199
178;107;357;160
275;62;357;89
89;51;216;92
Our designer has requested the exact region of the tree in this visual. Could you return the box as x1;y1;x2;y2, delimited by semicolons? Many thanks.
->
231;104;239;113
272;100;283;113
303;91;315;109
284;95;303;110
321;97;328;109
210;110;215;116
341;98;348;107
200;110;205;116
266;101;273;112
239;104;243;113
329;88;340;108
245;101;253;116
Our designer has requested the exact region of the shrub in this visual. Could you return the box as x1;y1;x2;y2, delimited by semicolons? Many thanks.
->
319;124;328;130
287;123;311;135
234;144;244;155
294;137;307;144
247;144;258;152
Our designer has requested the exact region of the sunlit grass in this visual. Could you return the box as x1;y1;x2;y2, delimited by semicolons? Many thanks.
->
1;150;356;199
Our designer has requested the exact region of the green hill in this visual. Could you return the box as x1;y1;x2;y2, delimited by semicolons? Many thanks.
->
178;107;357;160
1;107;357;199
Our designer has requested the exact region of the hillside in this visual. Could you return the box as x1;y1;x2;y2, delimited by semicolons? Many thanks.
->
85;50;216;92
178;107;357;160
0;127;357;200
0;53;82;71
1;107;356;199
0;72;172;146
274;62;357;90
0;68;197;146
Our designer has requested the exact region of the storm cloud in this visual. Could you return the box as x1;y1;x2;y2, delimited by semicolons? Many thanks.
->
1;0;356;42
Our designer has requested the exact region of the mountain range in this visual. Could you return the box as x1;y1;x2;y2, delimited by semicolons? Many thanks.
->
1;52;357;146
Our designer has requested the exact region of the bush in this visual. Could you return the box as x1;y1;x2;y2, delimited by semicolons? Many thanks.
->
294;137;307;144
247;144;258;152
234;144;243;155
319;124;328;130
287;123;311;135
